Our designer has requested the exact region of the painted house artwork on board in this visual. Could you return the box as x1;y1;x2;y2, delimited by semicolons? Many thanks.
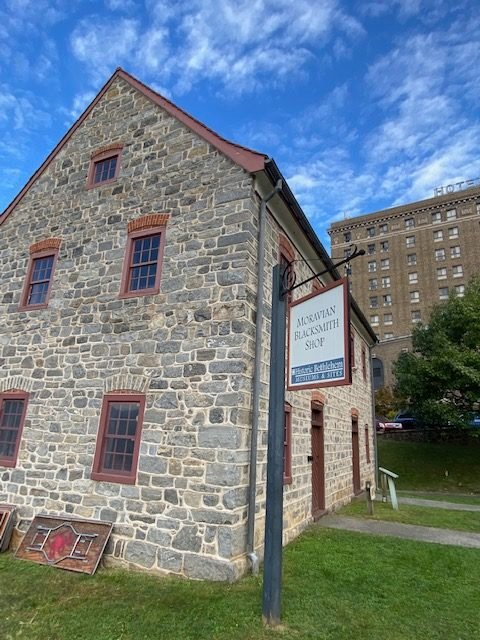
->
0;69;376;580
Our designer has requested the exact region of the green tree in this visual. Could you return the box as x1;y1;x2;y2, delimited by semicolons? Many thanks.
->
374;386;406;419
394;277;480;428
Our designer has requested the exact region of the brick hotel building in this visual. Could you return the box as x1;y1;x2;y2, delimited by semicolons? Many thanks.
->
329;186;480;389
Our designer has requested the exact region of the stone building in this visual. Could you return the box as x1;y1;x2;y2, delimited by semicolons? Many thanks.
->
0;68;376;580
329;187;480;388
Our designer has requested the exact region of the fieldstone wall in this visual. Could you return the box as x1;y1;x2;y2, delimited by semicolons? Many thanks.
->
245;203;376;553
0;76;259;580
0;74;375;580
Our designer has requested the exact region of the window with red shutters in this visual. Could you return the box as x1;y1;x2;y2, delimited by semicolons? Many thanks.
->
0;391;29;468
91;393;146;484
362;346;367;381
283;403;292;485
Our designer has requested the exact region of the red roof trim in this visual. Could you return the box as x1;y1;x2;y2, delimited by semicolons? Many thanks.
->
115;69;267;173
1;68;267;228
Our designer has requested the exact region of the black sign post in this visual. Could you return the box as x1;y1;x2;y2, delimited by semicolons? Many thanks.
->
262;246;365;626
262;264;286;626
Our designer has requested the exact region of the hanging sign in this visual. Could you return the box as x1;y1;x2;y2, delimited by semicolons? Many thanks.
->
287;278;351;390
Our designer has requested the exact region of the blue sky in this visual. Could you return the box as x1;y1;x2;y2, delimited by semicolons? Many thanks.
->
1;0;479;248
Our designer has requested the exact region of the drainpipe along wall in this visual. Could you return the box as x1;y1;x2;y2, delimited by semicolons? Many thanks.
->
246;179;282;574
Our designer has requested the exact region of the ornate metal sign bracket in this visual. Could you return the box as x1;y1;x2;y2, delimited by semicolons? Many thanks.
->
281;244;365;297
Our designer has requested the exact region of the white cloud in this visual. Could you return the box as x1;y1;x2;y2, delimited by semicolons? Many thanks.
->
71;18;140;82
70;0;363;95
63;91;97;123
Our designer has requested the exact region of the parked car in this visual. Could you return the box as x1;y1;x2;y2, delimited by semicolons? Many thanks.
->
393;411;418;430
375;415;403;433
467;413;480;428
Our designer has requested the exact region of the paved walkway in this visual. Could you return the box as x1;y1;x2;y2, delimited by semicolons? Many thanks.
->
318;516;480;548
394;496;480;511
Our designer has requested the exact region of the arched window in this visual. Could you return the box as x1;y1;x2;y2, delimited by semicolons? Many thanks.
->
372;357;384;390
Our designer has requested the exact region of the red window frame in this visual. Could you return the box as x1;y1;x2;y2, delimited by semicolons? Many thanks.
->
365;426;371;464
0;391;29;468
91;393;146;484
19;248;59;310
283;402;292;485
119;225;166;298
87;146;122;189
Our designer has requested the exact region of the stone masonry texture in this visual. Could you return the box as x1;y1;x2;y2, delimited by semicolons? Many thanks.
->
0;74;375;580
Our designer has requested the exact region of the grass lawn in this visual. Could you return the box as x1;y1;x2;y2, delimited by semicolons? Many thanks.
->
1;528;480;640
377;438;480;493
340;500;480;532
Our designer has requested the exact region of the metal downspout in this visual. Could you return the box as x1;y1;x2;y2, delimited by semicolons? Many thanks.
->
247;179;282;574
369;343;379;489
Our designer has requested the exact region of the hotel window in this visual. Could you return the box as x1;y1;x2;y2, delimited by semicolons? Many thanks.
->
383;294;392;306
344;248;351;259
367;227;376;238
406;236;415;248
452;265;463;278
439;287;449;300
368;261;377;272
433;229;443;242
454;284;465;297
0;391;29;468
448;226;459;239
408;272;418;284
370;315;379;326
369;296;378;308
379;223;388;234
450;246;461;258
432;212;442;224
405;218;415;229
411;310;421;323
384;313;393;325
367;243;376;255
344;231;351;242
381;258;390;270
437;267;447;280
384;332;394;339
368;278;378;290
381;276;390;288
380;240;389;252
407;253;417;266
446;208;457;221
410;291;420;303
435;248;446;261
91;393;146;484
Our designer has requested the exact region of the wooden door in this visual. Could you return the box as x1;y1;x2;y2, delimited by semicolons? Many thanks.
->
311;405;325;518
351;417;361;494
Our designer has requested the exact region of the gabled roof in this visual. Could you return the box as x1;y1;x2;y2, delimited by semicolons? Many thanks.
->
0;67;268;227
